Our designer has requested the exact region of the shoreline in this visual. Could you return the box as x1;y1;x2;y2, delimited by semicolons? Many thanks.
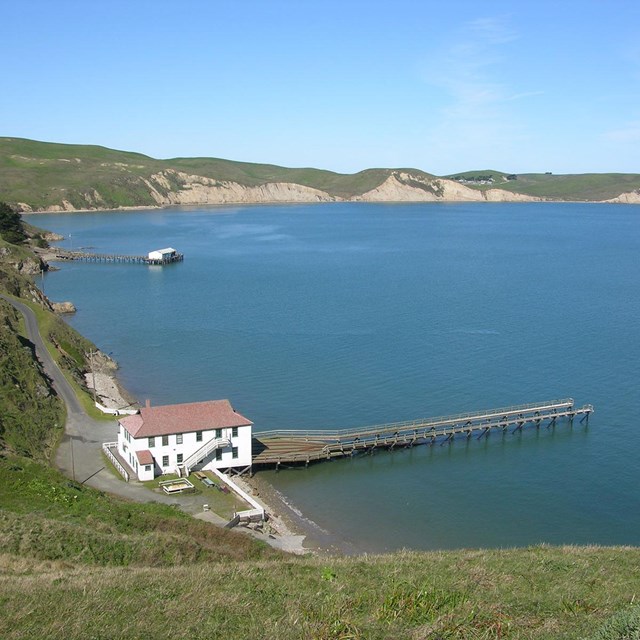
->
20;198;640;217
234;472;364;556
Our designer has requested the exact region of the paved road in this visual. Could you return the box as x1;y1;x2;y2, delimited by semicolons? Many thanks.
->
0;293;188;506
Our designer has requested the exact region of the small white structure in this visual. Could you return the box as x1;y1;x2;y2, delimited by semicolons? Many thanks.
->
148;247;178;261
117;399;253;481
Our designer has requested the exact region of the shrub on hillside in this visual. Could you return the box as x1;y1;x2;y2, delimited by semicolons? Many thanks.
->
0;202;27;245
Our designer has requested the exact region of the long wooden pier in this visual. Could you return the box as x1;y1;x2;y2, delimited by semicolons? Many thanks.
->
60;251;184;265
251;398;593;468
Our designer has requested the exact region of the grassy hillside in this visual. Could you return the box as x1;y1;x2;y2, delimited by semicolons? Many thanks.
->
0;300;64;457
486;173;640;201
1;538;639;639
0;454;277;566
446;170;640;201
0;137;395;208
3;137;639;210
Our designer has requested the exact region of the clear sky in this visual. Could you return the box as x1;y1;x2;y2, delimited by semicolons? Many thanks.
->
2;0;639;175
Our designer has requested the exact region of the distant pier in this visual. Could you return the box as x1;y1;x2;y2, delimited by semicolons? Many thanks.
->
53;247;184;265
251;398;593;469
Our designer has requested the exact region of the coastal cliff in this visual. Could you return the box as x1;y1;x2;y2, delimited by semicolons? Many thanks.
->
352;172;542;202
3;137;640;212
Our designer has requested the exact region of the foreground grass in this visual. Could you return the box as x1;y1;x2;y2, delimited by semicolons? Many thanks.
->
1;545;639;639
0;455;277;567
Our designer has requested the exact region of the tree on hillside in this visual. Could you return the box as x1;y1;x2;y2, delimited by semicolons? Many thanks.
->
0;202;27;244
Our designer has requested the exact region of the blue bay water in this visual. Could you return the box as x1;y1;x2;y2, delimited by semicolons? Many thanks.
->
35;202;640;552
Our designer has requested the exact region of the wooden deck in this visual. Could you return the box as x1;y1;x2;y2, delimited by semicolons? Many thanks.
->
251;398;593;468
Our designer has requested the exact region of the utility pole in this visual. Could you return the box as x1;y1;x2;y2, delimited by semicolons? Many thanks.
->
70;435;76;481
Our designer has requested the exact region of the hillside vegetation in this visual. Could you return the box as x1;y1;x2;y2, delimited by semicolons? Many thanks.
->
446;170;640;201
0;137;399;208
2;137;639;211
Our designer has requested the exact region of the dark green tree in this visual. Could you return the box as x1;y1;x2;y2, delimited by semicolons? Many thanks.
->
0;202;27;244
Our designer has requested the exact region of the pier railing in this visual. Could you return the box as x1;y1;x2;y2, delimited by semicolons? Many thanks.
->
252;399;593;467
255;398;577;440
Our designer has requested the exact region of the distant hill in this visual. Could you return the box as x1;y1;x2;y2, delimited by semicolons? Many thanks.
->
1;137;639;211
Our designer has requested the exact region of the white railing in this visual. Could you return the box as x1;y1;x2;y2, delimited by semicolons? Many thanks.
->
210;468;265;519
102;442;130;482
182;437;230;472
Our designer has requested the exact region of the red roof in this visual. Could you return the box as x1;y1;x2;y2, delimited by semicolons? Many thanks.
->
119;399;252;438
135;450;154;465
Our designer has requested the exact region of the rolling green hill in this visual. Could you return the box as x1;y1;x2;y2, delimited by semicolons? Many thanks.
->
445;170;640;201
0;137;400;209
2;137;639;211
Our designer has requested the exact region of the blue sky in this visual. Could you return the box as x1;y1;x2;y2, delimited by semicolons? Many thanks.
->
2;0;639;174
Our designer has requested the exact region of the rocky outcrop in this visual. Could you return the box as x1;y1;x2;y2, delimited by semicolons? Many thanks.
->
353;172;542;203
0;246;47;275
605;190;640;204
144;170;337;205
52;301;76;314
44;200;76;212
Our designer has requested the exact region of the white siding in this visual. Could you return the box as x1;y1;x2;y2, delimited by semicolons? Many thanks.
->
118;421;253;480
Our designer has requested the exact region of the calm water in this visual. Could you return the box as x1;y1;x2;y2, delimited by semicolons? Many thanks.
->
35;202;640;552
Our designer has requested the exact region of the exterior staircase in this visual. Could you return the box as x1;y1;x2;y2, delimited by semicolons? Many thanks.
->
177;436;230;477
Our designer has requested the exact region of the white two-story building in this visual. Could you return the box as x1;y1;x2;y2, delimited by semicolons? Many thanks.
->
116;399;253;482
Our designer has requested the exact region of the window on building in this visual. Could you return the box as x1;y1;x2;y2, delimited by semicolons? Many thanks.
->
161;435;169;446
232;447;238;459
145;465;151;472
232;427;238;438
196;431;203;442
215;449;222;461
176;433;183;445
148;437;155;448
215;428;222;438
162;455;169;467
177;453;183;464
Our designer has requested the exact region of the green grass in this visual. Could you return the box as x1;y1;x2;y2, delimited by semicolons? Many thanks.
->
139;472;247;520
0;541;639;639
0;301;64;458
0;454;277;567
445;170;640;200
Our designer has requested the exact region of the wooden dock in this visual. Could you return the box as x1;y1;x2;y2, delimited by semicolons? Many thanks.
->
57;251;184;265
251;398;593;468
